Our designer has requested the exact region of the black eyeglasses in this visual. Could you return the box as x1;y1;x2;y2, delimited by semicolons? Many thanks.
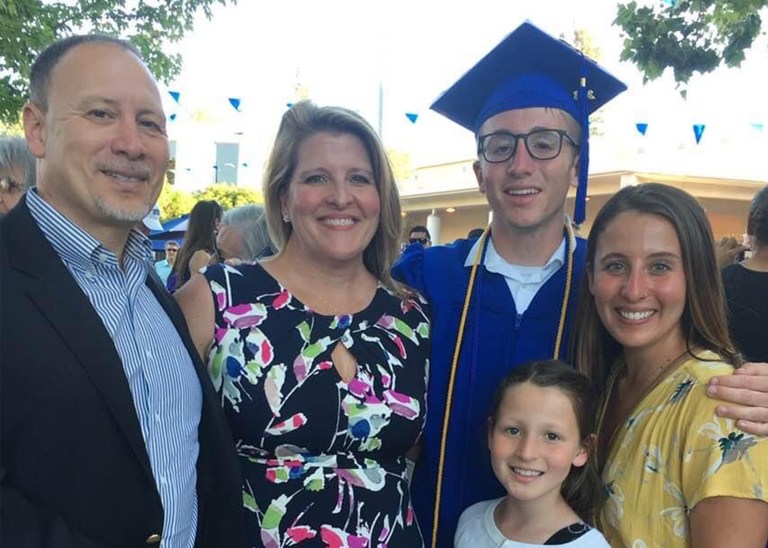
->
409;237;429;245
0;176;23;193
477;129;579;163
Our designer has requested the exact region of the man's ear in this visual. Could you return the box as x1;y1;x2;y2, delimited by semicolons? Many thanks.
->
570;154;580;189
473;160;485;193
23;102;46;159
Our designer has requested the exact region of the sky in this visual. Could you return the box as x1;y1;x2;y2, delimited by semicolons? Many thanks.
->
163;0;768;183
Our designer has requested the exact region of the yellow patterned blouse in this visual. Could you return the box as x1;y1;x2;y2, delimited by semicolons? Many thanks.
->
597;350;768;547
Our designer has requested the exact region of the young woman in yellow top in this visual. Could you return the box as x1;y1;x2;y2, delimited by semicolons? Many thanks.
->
573;183;768;546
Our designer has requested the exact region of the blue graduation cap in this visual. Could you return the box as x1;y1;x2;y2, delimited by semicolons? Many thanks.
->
431;21;627;224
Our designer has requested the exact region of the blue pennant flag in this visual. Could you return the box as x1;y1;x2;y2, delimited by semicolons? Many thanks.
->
169;91;180;104
286;102;294;109
635;122;648;136
405;112;418;124
693;123;706;144
169;113;177;122
751;123;764;132
228;98;241;111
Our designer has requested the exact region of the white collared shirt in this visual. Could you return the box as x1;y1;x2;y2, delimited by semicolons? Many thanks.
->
464;236;566;315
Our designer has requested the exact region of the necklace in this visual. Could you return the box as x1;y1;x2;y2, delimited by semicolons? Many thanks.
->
619;347;690;399
597;348;691;467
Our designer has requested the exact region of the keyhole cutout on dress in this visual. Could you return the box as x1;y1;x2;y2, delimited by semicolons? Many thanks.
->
331;342;358;383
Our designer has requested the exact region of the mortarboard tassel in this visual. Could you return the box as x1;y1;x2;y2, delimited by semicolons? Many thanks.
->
574;62;590;226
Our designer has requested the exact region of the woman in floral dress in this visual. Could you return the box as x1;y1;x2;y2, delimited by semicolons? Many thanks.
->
572;183;768;546
177;101;429;547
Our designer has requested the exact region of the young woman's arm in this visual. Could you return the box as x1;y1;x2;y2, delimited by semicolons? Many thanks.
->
690;497;768;547
708;362;768;435
174;274;216;360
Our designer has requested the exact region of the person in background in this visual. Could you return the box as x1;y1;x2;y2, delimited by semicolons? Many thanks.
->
455;360;609;547
176;100;429;546
0;135;36;216
167;199;221;292
216;203;274;262
467;227;485;239
155;240;179;286
1;33;241;547
715;234;749;269
573;183;768;546
408;224;431;247
722;185;768;362
392;21;768;547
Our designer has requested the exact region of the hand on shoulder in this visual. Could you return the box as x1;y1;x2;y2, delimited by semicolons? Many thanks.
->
707;362;768;435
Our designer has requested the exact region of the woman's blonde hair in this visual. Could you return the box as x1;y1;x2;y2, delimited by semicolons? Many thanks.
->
262;100;406;295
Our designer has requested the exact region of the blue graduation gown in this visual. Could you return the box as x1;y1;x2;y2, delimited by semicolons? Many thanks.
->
392;235;587;547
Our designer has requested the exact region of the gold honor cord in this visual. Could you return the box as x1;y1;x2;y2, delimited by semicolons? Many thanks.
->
552;220;576;359
430;221;576;548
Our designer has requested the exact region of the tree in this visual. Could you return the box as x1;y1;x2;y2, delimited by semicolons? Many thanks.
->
615;0;766;92
195;183;263;210
0;0;236;126
157;185;196;221
157;183;263;221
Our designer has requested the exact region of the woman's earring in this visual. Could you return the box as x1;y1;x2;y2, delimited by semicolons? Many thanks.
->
282;213;290;224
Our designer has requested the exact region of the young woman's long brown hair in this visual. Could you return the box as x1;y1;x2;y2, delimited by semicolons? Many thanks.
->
172;199;222;287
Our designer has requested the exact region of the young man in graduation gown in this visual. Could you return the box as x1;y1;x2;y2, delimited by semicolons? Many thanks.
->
392;21;768;547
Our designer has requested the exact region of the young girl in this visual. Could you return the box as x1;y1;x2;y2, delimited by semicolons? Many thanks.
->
455;360;610;547
574;183;768;546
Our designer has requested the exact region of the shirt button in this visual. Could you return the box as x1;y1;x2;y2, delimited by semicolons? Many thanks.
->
160;475;167;484
145;533;161;544
155;413;161;423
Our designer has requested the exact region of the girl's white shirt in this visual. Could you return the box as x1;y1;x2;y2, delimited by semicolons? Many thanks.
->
454;498;610;548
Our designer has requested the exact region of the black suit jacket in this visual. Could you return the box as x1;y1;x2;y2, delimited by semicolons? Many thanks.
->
0;201;243;547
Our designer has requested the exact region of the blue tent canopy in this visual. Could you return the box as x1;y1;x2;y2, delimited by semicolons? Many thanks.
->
148;214;189;252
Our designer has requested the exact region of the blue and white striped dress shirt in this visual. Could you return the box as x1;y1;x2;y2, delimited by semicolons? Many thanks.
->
27;190;201;548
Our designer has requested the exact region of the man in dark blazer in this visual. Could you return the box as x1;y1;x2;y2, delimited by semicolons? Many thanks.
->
0;35;242;547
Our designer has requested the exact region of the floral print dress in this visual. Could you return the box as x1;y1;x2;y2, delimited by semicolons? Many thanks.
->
203;263;430;548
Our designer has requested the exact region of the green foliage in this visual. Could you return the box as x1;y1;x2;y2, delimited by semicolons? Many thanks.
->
157;183;263;220
0;0;236;126
615;0;766;89
0;118;23;136
194;183;263;210
157;185;196;221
